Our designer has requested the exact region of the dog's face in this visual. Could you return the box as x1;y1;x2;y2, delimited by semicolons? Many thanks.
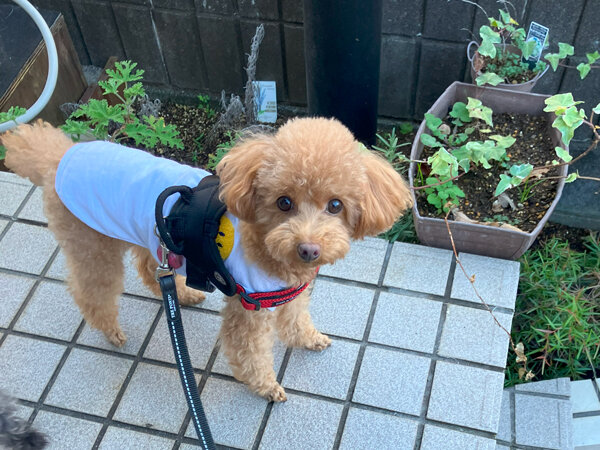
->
216;117;412;282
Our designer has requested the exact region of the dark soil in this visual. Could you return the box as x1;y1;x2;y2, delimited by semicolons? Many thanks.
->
417;113;561;233
474;52;540;84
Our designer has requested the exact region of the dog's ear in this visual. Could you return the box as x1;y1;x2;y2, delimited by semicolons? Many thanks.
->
216;136;272;222
353;150;413;239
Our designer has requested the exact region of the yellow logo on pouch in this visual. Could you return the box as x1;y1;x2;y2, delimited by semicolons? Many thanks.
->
215;215;234;260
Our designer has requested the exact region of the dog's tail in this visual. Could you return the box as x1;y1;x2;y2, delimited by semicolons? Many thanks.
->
1;120;73;186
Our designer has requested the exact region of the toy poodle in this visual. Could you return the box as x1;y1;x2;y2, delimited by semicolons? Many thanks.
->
0;390;48;449
1;117;412;401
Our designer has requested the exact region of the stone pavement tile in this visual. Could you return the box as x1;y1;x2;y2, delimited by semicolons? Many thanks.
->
0;171;31;216
421;424;496;450
0;272;35;327
193;289;224;313
122;250;160;298
45;348;132;416
14;281;82;341
369;292;442;353
99;426;174;449
0;218;8;234
497;390;512;442
211;338;286;377
451;253;520;309
571;379;600;413
0;222;57;274
144;309;221;369
438;304;513;367
339;407;418;449
353;346;431;415
18;187;47;223
33;411;101;450
113;362;198;433
46;249;67;280
259;393;343;450
0;335;65;401
573;416;600;449
384;242;453;296
515;393;573;449
310;279;375;340
282;338;360;400
427;361;504;432
184;377;268;448
515;378;571;396
495;445;510;450
318;237;387;285
78;296;159;355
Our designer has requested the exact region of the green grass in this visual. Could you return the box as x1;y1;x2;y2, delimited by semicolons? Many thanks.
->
505;234;600;386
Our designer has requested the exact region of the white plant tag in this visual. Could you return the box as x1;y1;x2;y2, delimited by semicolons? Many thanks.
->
525;21;549;63
253;81;277;123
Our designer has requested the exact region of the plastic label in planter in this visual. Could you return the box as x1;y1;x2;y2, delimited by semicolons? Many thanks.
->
526;22;549;63
253;81;277;123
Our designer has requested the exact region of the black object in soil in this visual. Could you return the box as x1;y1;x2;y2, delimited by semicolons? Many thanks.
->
303;0;382;144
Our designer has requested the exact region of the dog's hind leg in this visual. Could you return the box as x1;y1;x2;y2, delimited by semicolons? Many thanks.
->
131;246;205;306
275;288;331;351
220;298;286;402
44;188;129;347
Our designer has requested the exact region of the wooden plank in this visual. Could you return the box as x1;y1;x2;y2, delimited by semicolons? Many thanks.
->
0;15;88;126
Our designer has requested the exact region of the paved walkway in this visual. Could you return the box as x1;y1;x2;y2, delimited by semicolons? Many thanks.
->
0;170;541;449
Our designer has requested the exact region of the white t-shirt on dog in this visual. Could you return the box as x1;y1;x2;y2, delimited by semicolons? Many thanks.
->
55;141;287;294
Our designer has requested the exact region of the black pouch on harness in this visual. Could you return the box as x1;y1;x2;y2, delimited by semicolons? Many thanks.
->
154;175;237;297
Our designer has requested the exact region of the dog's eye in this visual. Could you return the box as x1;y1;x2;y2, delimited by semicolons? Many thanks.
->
327;199;343;214
277;196;293;211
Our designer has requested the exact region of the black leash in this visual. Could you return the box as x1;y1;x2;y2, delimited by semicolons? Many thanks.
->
155;237;215;450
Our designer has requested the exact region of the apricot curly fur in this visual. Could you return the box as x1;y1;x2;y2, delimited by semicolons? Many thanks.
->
1;117;411;401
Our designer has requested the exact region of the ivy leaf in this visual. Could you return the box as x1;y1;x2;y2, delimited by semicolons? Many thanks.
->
543;93;583;113
558;42;575;58
554;146;572;163
565;172;578;183
561;106;586;127
587;51;600;64
420;133;444;148
467;97;493;127
449;102;471;123
593;103;600;114
552;116;576;146
499;9;512;25
490;135;516;149
544;53;561;71
478;26;501;58
521;40;537;60
577;63;591;79
428;148;458;178
509;163;533;179
495;174;514;196
476;72;505;86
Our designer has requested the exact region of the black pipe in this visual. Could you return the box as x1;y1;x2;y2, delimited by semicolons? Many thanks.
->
303;0;383;144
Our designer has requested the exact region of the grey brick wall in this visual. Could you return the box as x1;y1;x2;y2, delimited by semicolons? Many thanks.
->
14;0;598;119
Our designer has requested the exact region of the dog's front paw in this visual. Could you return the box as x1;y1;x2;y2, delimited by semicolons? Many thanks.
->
305;332;332;351
262;383;287;403
104;327;127;347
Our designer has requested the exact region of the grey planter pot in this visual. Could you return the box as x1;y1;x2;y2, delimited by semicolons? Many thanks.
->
408;81;568;260
467;41;549;92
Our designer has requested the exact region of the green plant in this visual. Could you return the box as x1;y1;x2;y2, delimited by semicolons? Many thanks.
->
506;235;600;386
473;8;599;86
379;211;418;243
0;106;28;160
197;94;216;119
416;97;516;211
373;128;411;171
207;131;238;171
61;61;183;150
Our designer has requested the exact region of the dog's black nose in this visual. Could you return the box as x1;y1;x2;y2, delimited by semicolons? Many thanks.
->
297;243;321;262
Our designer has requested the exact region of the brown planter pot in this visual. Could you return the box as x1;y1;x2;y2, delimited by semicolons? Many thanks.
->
467;41;549;92
408;82;568;260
